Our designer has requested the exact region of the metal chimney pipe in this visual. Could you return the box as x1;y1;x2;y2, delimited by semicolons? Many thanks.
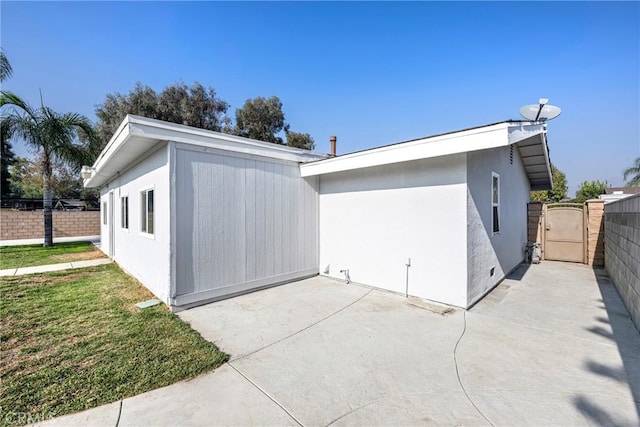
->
330;136;337;157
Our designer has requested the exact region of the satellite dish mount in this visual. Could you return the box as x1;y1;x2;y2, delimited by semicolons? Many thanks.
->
519;98;562;122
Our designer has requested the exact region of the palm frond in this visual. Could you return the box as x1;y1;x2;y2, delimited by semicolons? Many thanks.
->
623;157;640;186
1;91;37;119
0;49;12;82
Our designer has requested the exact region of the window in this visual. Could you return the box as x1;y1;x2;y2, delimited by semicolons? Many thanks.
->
102;202;107;225
140;189;154;235
492;172;500;234
121;196;129;229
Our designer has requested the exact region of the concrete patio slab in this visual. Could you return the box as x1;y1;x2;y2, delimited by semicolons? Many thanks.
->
177;275;372;359
117;364;297;426
38;261;640;426
229;290;480;426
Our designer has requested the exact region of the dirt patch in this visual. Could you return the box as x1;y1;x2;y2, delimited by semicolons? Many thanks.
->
51;250;106;263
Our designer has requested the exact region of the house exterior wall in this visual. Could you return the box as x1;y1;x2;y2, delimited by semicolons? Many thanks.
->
466;145;530;306
99;144;171;303
173;144;319;307
318;154;469;307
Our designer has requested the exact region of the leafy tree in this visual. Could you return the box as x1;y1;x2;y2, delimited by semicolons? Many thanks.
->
530;163;568;202
1;92;96;246
285;131;315;150
623;157;640;186
8;156;97;199
574;180;607;204
0;49;16;199
95;82;230;154
8;157;41;198
234;96;288;144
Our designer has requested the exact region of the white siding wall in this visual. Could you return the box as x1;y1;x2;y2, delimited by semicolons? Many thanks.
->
318;154;469;307
466;145;530;306
173;144;318;307
99;144;171;303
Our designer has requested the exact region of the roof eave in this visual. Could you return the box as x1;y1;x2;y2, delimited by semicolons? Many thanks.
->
301;121;546;178
84;115;327;188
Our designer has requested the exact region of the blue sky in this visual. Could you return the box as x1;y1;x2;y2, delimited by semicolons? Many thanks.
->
1;1;638;194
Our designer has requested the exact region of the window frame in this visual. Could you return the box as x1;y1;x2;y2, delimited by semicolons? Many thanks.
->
120;195;129;230
139;188;155;237
491;172;500;234
102;201;107;225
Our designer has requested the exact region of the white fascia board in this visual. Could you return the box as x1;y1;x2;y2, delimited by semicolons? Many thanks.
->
301;121;545;177
84;115;327;188
83;118;132;188
507;122;546;145
127;119;326;163
300;122;513;177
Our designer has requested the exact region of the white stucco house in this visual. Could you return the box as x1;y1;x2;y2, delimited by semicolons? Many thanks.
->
84;115;552;310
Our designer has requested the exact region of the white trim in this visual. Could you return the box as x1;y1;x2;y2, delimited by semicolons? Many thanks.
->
300;122;545;177
171;269;318;308
139;186;155;238
491;172;500;235
168;142;177;299
108;191;115;257
84;115;327;188
120;194;129;231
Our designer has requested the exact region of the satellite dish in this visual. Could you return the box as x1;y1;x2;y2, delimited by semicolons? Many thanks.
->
519;98;562;122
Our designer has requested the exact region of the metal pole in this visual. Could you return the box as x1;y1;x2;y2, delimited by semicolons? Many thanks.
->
405;258;411;298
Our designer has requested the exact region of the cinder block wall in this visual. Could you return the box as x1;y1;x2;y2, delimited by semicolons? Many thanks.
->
586;200;605;267
527;202;543;242
527;202;544;259
604;194;640;331
0;210;100;240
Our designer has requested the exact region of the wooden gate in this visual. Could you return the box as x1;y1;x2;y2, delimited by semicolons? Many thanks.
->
543;203;587;263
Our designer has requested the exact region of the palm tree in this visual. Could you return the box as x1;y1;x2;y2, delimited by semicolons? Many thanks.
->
623;157;640;187
0;49;12;82
1;91;96;246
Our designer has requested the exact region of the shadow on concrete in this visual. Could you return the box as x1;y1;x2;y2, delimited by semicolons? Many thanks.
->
574;268;640;425
505;262;530;281
573;396;626;427
585;325;614;340
585;360;626;383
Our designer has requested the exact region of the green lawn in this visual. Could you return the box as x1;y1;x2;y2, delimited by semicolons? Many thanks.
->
0;264;228;426
0;241;106;270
